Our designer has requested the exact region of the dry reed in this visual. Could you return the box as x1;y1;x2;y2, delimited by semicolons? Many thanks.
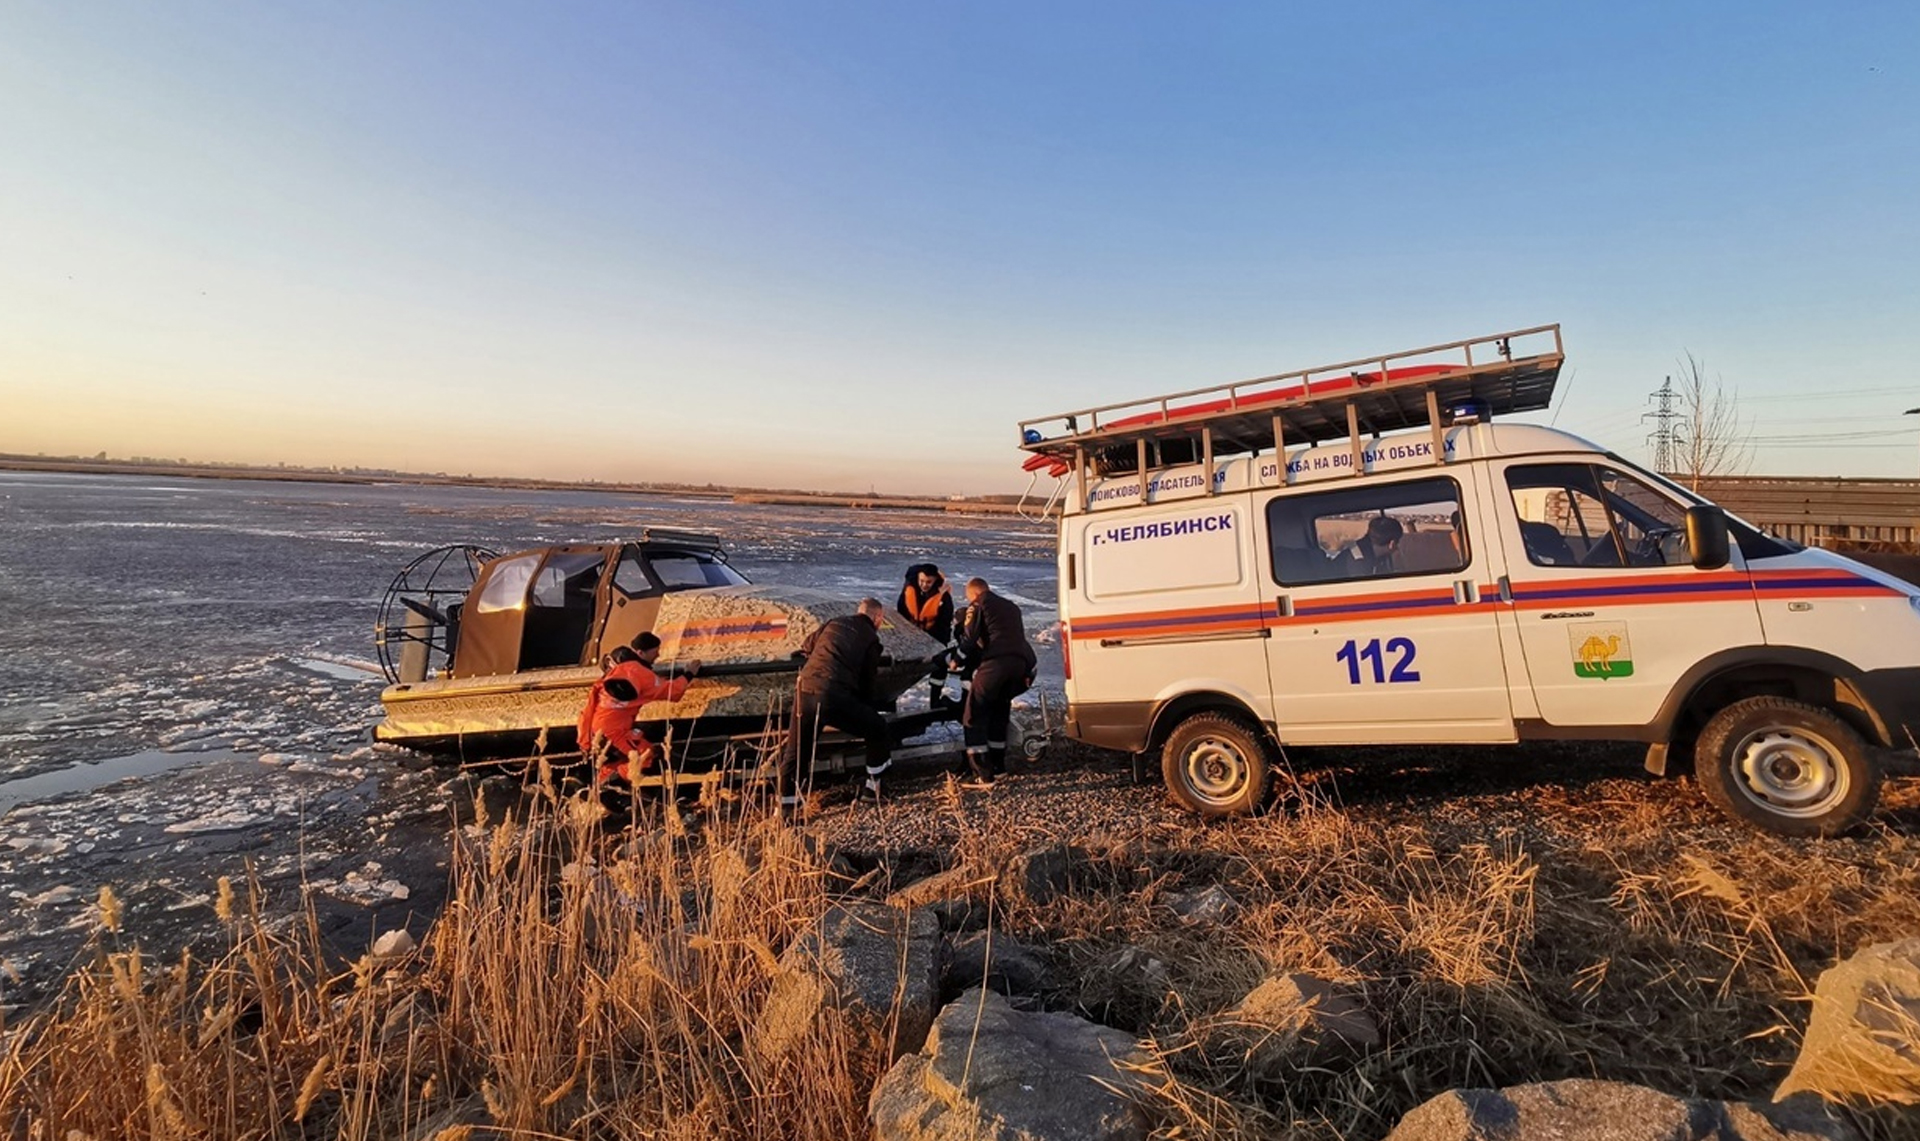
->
0;774;875;1139
2;759;1917;1141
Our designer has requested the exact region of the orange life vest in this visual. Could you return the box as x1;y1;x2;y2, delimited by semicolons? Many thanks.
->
901;583;946;631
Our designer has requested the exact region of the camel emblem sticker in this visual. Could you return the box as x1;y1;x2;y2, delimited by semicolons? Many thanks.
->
1570;622;1633;679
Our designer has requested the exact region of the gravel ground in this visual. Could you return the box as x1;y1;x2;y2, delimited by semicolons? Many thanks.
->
797;736;1920;860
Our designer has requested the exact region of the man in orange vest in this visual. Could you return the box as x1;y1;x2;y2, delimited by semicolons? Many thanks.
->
580;633;702;789
896;563;955;706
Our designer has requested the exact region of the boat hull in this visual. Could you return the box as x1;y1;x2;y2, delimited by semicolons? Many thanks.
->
377;586;943;756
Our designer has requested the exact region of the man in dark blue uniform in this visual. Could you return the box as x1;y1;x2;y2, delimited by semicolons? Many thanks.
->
955;577;1036;790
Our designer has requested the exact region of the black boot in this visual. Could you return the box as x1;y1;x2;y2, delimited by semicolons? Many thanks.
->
961;749;995;790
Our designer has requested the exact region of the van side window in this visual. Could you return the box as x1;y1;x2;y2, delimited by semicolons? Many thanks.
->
1266;477;1468;586
1507;464;1691;568
1598;469;1691;566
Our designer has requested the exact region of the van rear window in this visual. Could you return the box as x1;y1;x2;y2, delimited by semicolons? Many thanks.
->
1267;477;1468;586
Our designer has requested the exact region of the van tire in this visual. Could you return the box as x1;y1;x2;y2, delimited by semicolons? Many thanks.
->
1694;696;1881;838
1161;713;1272;818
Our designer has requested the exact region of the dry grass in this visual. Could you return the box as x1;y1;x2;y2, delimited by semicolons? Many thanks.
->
3;758;1918;1140
976;769;1920;1140
0;775;873;1139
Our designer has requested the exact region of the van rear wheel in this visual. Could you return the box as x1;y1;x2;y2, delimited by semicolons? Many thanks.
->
1694;696;1881;838
1161;713;1272;818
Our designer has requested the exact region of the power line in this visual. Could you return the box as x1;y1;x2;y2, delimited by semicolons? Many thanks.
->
1755;442;1915;449
1747;414;1908;424
1735;385;1918;403
1747;429;1918;442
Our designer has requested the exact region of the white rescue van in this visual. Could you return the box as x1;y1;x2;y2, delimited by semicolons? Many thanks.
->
1017;325;1920;837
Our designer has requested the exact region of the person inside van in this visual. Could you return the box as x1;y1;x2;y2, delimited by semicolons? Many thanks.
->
1340;515;1404;575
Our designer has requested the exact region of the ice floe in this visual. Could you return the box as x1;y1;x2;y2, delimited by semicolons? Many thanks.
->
18;886;81;908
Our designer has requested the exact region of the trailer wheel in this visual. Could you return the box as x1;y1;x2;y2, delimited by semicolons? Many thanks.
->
1161;713;1271;818
1694;696;1882;838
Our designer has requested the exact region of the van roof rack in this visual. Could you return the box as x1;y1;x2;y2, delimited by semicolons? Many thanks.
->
1017;325;1563;478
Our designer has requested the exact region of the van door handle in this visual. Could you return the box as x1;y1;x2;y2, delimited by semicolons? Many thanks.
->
1453;579;1476;605
1497;575;1513;603
1275;595;1294;618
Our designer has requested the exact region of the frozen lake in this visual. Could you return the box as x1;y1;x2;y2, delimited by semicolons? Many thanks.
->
0;470;1056;1003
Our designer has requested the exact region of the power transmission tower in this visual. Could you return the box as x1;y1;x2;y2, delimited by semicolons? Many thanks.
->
1643;376;1683;475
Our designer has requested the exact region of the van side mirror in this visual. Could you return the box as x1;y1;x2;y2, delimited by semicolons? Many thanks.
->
1686;505;1731;570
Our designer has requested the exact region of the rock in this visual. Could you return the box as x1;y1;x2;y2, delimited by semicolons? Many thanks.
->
825;851;865;894
755;904;942;1065
877;849;953;895
1384;1079;1858;1141
377;992;421;1045
1387;1080;1690;1141
928;897;990;933
1237;973;1378;1047
887;865;990;911
1193;973;1378;1074
22;885;81;908
1102;945;1169;991
402;1093;490;1140
1001;845;1090;907
870;987;1154;1141
1165;884;1237;925
947;931;1051;998
1776;937;1920;1106
370;928;416;960
1724;1098;1862;1141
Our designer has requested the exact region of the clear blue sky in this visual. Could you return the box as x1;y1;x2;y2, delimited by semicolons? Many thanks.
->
2;2;1915;494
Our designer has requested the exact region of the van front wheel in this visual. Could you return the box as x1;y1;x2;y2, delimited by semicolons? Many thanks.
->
1161;714;1272;818
1694;696;1882;838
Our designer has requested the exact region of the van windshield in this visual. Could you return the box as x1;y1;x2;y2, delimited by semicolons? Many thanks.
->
1603;455;1804;556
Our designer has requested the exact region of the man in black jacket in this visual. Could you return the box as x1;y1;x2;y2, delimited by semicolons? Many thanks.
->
955;577;1036;789
784;598;892;811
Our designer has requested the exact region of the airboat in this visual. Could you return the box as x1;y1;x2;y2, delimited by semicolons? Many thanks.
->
372;530;953;779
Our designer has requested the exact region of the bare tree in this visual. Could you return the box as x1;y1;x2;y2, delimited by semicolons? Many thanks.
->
1671;352;1750;491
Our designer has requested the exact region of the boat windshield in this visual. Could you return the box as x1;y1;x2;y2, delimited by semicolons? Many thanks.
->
648;551;750;592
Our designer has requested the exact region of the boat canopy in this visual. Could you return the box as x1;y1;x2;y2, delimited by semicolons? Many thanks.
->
454;532;747;678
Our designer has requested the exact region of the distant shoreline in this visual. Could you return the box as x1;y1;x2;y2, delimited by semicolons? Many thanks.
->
0;456;1028;516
